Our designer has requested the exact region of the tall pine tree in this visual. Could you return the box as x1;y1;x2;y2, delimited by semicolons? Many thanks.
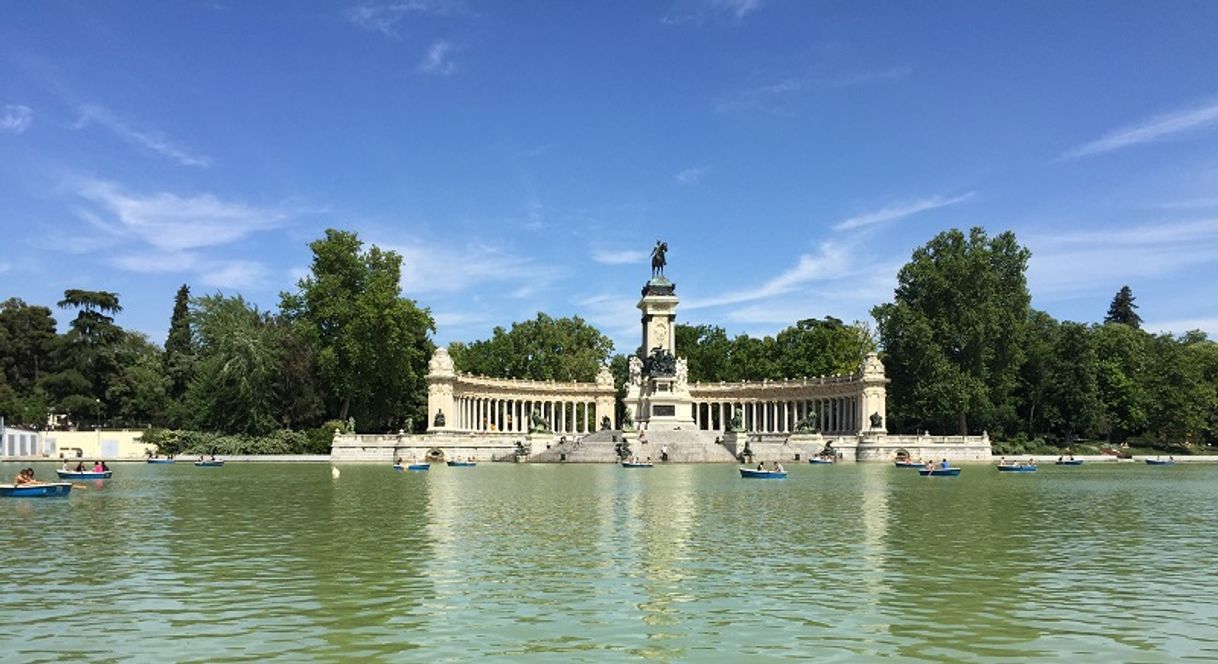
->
1105;285;1142;328
164;284;194;399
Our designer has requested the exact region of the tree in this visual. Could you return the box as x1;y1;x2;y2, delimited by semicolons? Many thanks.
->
674;324;733;382
1041;322;1102;441
1104;285;1142;328
774;317;875;379
1093;322;1150;442
280;229;435;432
163;284;195;401
1142;332;1212;447
449;313;613;381
45;289;126;425
0;298;57;392
873;227;1032;435
1016;309;1059;436
185;294;282;435
106;332;170;427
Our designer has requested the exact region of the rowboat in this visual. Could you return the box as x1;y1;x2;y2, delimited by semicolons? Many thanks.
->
894;461;923;468
406;463;430;471
55;470;112;479
446;461;477;467
621;461;653;468
146;458;175;464
739;468;787;479
997;464;1037;473
1;482;73;497
1054;459;1084;466
194;460;225;467
1145;459;1175;466
808;458;834;465
918;467;961;476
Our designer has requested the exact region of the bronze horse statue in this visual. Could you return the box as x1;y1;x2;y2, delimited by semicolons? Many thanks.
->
651;241;668;277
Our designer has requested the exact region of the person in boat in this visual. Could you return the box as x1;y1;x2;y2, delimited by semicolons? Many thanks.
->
395;457;403;466
924;460;935;470
101;461;109;471
1027;457;1036;467
940;458;950;469
60;460;70;471
756;462;765;471
75;461;86;472
92;461;104;472
774;462;784;472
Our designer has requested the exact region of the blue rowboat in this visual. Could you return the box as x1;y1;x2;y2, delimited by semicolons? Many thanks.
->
998;464;1037;473
809;458;834;465
1055;459;1084;466
194;460;225;467
1145;459;1175;466
446;461;477;467
407;464;430;471
621;462;653;468
894;461;923;468
918;467;961;476
393;464;404;471
739;468;787;479
146;458;175;464
55;470;112;479
1;482;73;497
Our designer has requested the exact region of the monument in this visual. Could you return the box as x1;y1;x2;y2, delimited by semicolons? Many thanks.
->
625;240;696;431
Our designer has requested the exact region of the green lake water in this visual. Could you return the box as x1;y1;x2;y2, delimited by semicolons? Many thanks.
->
2;461;1217;662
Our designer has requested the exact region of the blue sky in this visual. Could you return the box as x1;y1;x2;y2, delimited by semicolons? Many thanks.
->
3;1;1218;353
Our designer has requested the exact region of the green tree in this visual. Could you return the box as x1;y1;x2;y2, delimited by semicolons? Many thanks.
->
450;313;613;382
280;229;435;432
45;289;126;425
1042;322;1103;441
1016;309;1059;436
1143;332;1213;447
185;294;281;435
1104;285;1142;328
0;298;58;392
674;324;733;382
1093;322;1150;442
873;227;1032;435
774;317;875;379
106;332;170;427
163;284;195;400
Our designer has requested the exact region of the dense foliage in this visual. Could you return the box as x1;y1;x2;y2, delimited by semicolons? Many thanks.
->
2;226;1215;454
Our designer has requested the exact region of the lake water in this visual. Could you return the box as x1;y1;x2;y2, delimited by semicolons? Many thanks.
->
3;461;1217;662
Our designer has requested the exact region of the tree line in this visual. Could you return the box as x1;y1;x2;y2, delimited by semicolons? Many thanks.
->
0;229;434;454
3;226;1214;453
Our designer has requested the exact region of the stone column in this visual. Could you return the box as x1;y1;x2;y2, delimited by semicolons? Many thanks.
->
426;348;456;432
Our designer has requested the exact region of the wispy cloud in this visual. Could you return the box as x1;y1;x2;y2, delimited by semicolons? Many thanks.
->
591;248;649;265
715;65;911;113
418;39;458;75
663;0;764;26
0;261;11;274
73;178;290;251
108;252;271;290
382;238;565;296
1146;317;1218;338
1061;98;1218;159
684;242;854;310
1027;217;1218;298
1;105;33;134
832;191;974;231
347;0;466;37
74;104;210;167
675;166;707;185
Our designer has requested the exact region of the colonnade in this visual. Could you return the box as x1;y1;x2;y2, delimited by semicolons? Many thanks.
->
690;396;860;434
454;396;600;434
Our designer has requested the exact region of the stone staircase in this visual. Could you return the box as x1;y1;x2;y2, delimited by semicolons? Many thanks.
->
529;429;737;463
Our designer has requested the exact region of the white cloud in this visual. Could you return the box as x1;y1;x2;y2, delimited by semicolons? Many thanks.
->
684;242;855;310
1027;217;1218;298
200;260;271;290
714;66;911;113
75;104;210;167
675;166;707;185
1146;318;1218;338
591;248;649;265
347;0;464;36
663;0;763;25
382;238;565;296
1;105;33;134
73;178;290;252
832;192;974;231
1062;99;1218;159
0;261;11;274
107;251;270;290
418;40;458;75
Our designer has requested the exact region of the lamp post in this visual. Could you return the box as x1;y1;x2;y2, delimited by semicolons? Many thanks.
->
95;398;102;447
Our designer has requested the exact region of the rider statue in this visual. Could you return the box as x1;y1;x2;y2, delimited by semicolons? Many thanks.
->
650;240;668;277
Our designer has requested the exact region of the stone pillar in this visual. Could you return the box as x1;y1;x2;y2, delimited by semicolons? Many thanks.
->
426;348;456;432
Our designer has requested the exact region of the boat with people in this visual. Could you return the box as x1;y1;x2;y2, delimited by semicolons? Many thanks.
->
194;460;225;467
446;460;477;467
1;482;73;497
621;461;653;468
739;467;787;479
1146;458;1175;466
1054;458;1084;466
997;464;1037;473
406;463;430;471
146;458;175;464
918;467;961;476
894;460;923;468
55;469;112;479
809;457;834;465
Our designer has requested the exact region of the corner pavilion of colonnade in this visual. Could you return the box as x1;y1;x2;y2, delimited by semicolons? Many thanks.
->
330;245;991;463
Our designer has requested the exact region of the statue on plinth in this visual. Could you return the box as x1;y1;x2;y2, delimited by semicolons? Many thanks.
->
346;416;356;433
627;355;643;387
600;415;612;431
644;346;676;376
650;240;668;277
726;407;743;433
529;412;551;433
869;412;884;429
675;357;689;390
795;412;819;433
432;410;445;427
